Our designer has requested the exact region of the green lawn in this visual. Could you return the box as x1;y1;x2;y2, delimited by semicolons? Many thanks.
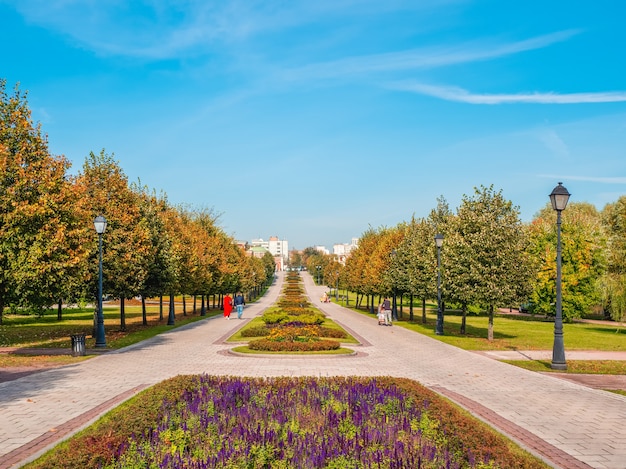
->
3;295;625;376
341;300;626;376
347;303;626;352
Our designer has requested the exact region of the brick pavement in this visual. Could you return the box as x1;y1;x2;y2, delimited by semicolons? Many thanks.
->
1;272;626;469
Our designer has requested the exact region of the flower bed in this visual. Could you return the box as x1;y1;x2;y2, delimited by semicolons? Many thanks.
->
26;375;548;469
247;272;340;352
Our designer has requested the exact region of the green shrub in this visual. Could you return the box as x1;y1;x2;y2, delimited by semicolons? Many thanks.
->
261;312;290;324
239;326;271;337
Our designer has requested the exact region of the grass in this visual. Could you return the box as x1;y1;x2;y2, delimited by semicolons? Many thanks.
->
3;291;625;377
503;359;626;374
0;298;224;368
348;303;626;351
341;299;626;376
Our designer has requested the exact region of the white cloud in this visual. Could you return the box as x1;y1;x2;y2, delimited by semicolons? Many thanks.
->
283;30;581;81
391;82;626;104
6;0;458;59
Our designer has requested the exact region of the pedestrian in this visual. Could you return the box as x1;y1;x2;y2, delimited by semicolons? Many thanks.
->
380;297;392;326
223;293;233;320
234;292;245;319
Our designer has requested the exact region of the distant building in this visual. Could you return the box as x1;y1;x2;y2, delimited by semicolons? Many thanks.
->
333;237;359;264
315;245;329;255
268;236;288;261
250;236;289;271
248;246;270;259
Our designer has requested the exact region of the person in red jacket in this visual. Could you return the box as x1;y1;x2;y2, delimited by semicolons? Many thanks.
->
223;294;233;319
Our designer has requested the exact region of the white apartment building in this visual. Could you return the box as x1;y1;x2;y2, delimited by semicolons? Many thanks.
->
333;237;359;264
250;236;289;266
315;246;330;255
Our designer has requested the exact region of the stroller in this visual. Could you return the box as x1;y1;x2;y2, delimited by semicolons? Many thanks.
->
377;305;386;325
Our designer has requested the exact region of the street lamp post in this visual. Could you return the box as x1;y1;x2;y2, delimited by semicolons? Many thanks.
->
316;265;321;284
335;271;339;301
93;215;107;348
434;233;444;335
391;250;398;321
550;182;571;370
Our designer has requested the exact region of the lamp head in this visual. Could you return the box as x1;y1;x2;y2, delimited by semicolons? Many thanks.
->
93;215;107;234
549;182;571;211
434;233;444;248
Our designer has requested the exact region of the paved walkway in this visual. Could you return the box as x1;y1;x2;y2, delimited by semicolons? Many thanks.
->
1;272;626;469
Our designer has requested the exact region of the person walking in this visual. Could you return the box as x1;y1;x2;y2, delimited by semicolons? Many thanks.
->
223;293;233;320
380;297;392;326
234;292;245;319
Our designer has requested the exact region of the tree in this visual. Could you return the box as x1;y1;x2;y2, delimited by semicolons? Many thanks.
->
446;185;534;340
397;217;438;323
529;202;605;321
345;226;404;311
75;150;151;331
601;197;626;321
132;185;177;325
0;80;90;322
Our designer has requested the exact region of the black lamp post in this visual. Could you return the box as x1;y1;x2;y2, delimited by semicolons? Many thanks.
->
434;233;444;335
316;265;321;284
94;215;107;348
549;182;571;370
335;271;339;301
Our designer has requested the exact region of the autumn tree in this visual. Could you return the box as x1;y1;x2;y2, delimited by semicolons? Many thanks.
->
261;251;277;284
132;185;177;324
0;80;90;323
75;150;151;331
343;229;380;306
528;202;606;320
345;226;403;310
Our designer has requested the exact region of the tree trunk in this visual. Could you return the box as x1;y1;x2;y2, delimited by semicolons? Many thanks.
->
167;293;175;325
460;303;467;334
409;294;414;322
421;298;427;324
141;295;147;326
201;294;206;316
182;295;187;316
159;295;163;320
57;299;62;321
488;304;494;341
120;297;126;332
193;295;197;313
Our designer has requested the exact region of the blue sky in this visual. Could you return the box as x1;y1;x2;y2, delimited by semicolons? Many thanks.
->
2;1;625;250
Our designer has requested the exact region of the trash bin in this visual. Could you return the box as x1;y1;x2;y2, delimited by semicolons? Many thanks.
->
70;333;86;357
